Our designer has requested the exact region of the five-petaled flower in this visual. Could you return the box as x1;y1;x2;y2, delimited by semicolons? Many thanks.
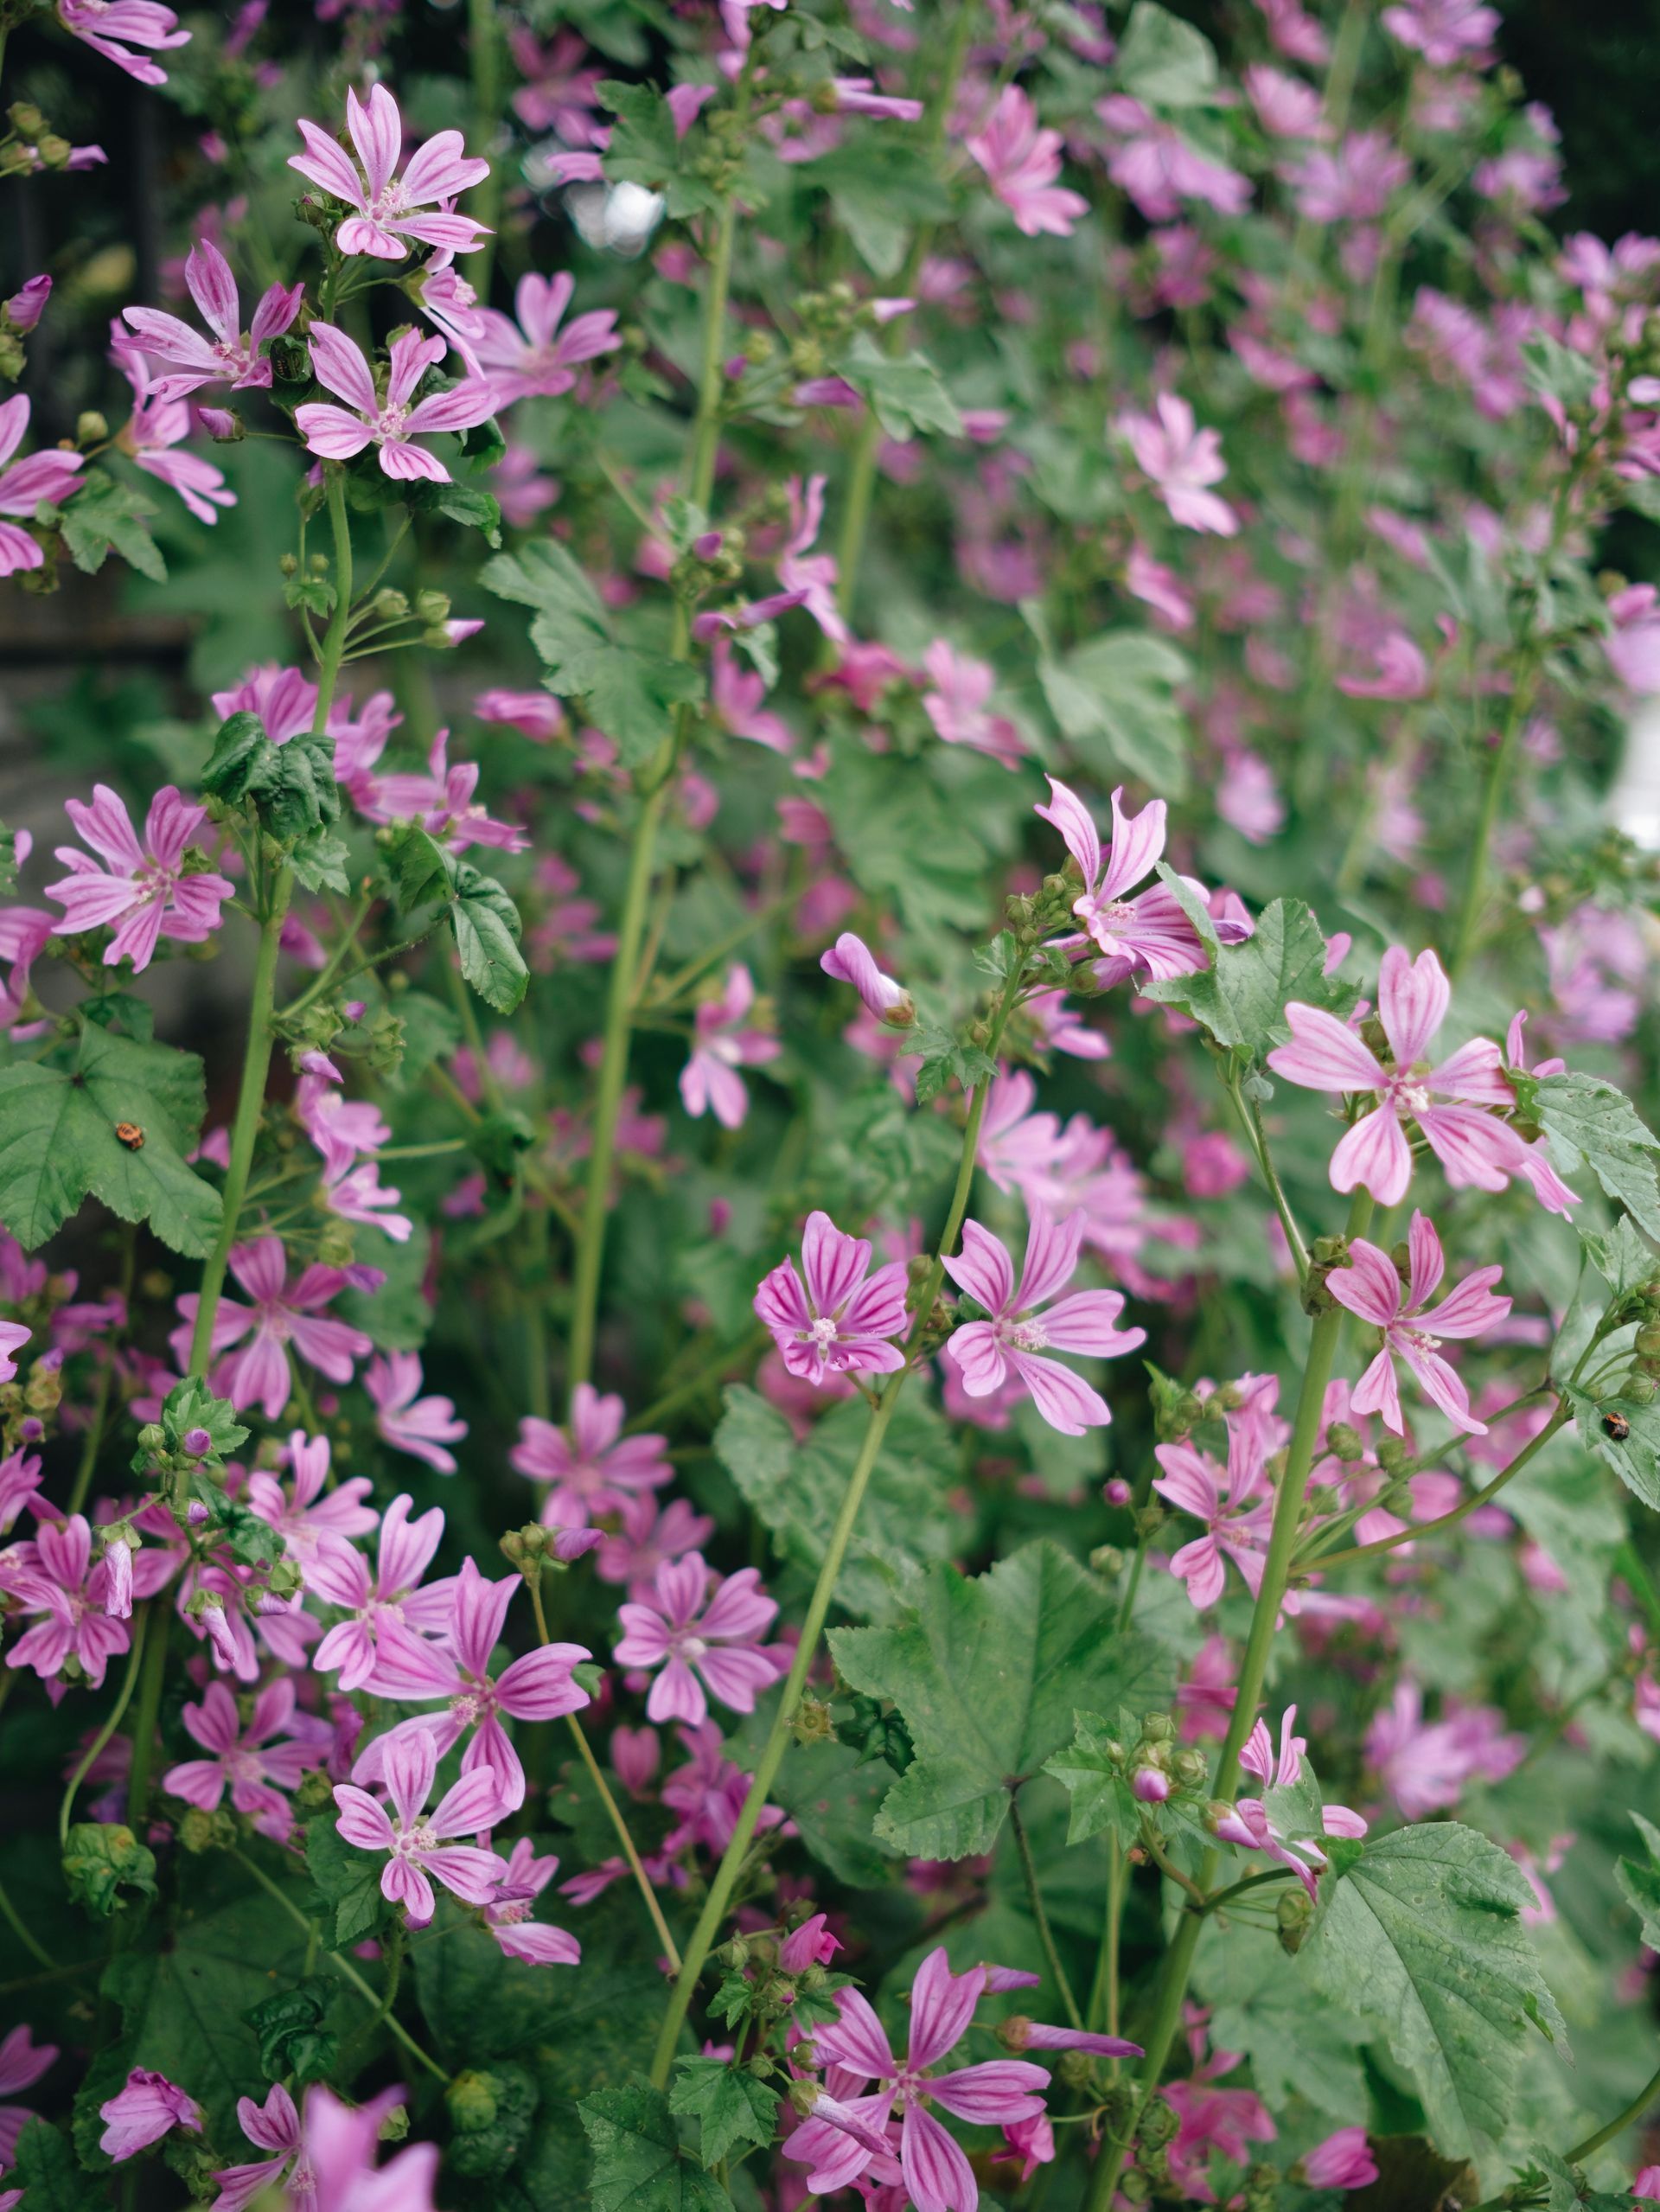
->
98;2069;203;2162
331;1728;506;1925
162;1676;321;1839
296;326;495;483
306;1493;455;1695
613;1552;782;1727
472;272;621;409
46;785;233;973
1114;393;1239;534
680;964;781;1129
943;1211;1146;1436
511;1384;672;1529
965;86;1089;238
753;1211;910;1387
173;1237;374;1421
0;396;84;579
1211;1707;1368;1901
289;83;490;259
120;240;302;400
1035;776;1241;985
1326;1211;1510;1435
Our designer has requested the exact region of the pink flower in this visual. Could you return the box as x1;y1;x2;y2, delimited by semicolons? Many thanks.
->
246;1429;378;1572
1212;1707;1368;1902
1115;393;1237;534
333;1731;506;1926
1161;2015;1276;2195
162;1676;316;1838
121;240;302;400
45;785;232;972
820;932;914;1028
965;86;1088;238
1266;945;1520;1207
112;338;235;525
1153;1412;1279;1610
297;325;495;483
711;639;793;752
992;2113;1056;2183
485;1838;581;1966
354;1557;591;1816
98;2070;203;2161
0;2027;56;2168
1034;777;1215;984
1098;96;1252;223
220;2085;435;2212
777;475;848;643
0;1322;29;1383
1125;543;1196;630
58;0;188;84
780;1912;843;1972
754;1211;910;1387
0;397;83;576
1365;1679;1525;1817
1381;0;1497;66
3;1513;131;1690
788;1951;1050;2211
1606;582;1660;694
1243;64;1329;139
307;1494;454;1695
942;1212;1145;1437
999;2017;1143;2059
1335;631;1430;700
365;1352;468;1474
1299;2127;1380;2190
173;1237;374;1420
289;84;489;259
659;1719;786;1859
920;640;1026;766
596;1493;715;1595
680;964;780;1128
1326;1211;1510;1435
1289;131;1410;223
511;1384;672;1528
213;2081;311;2212
472;272;620;409
615;1554;782;1727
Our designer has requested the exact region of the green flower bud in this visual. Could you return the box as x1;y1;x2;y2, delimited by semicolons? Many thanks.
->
447;2071;499;2132
1325;1420;1364;1462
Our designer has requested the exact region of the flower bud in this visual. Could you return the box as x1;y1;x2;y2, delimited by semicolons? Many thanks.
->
1376;1434;1412;1474
1138;2095;1179;2151
1131;1766;1171;1803
1140;1712;1176;1743
1089;1544;1125;1578
1103;1477;1132;1506
1324;1421;1364;1462
1275;1887;1313;1954
182;1427;213;1458
136;1422;165;1456
447;2072;498;2132
75;411;108;446
414;588;451;623
1627;1375;1657;1404
1173;1749;1209;1788
1636;1322;1660;1358
371;587;411;622
786;2078;820;2119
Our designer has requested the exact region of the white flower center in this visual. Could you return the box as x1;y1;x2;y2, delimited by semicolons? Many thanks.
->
1008;1317;1050;1352
805;1314;840;1351
397;1819;438;1856
1397;1080;1433;1114
373;401;412;443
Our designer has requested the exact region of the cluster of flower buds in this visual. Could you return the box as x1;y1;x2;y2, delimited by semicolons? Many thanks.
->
1618;1281;1660;1403
1146;1367;1249;1444
499;1520;601;1578
1110;2090;1181;2203
1092;1710;1211;1808
0;1346;60;1451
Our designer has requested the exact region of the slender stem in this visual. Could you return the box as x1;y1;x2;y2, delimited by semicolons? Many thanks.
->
0;1875;54;1972
1567;2055;1660;2161
61;1603;148;1847
1451;658;1539;978
66;1227;136;1516
467;0;503;302
624;1325;768;1435
1010;1797;1084;2030
1197;1866;1296;1917
1618;1537;1660;1642
1225;1072;1309;1283
231;1849;448;2081
124;1602;169;1829
1089;1838;1125;2042
566;1713;682;1972
1083;1189;1375;2211
648;964;1028;2088
1140;1826;1204;1908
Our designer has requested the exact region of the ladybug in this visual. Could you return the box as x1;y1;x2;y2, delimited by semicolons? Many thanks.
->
114;1123;145;1151
1604;1410;1631;1441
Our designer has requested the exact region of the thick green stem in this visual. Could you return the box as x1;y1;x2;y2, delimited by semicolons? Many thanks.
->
1010;1796;1084;2030
1084;1189;1374;2209
648;964;1026;2087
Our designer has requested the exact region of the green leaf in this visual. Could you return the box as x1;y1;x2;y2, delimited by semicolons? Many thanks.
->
903;1026;998;1107
829;1541;1174;1858
201;710;273;802
1044;1711;1141;1846
200;712;340;843
60;470;166;581
0;822;17;897
578;2084;733;2212
819;749;995;935
0;1024;219;1256
597;80;720;217
1038;630;1191;796
1565;1384;1660;1510
304;1812;390;1949
157;1376;247;1463
840;334;962;441
452;862;530;1013
1115;0;1222;105
10;2119;107;2211
1143;898;1357;1055
386;822;457;911
412;476;503;546
714;1386;962;1619
62;1822;156;1919
668;2059;779;2169
1191;1923;1370;2122
290;829;353;895
1521;333;1602;410
1528;1071;1660;1243
1616;1811;1660;1948
243;1979;339;2085
337;1223;434;1351
1305;1821;1567;2157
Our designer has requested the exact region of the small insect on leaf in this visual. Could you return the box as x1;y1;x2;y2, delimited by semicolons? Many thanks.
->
1604;1410;1631;1441
114;1122;145;1151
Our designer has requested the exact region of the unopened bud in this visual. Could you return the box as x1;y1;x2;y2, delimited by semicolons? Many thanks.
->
791;1695;834;1747
413;588;450;623
1131;1766;1171;1804
182;1427;213;1458
1325;1421;1364;1462
371;587;410;621
136;1422;165;1456
1376;1434;1412;1474
787;2077;820;2119
1141;1712;1176;1742
1275;1887;1313;1954
1138;2096;1179;2151
1636;1322;1660;1357
1089;1544;1125;1578
1627;1375;1657;1404
76;410;108;446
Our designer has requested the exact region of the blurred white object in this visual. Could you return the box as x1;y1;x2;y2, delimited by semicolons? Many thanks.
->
1608;700;1660;851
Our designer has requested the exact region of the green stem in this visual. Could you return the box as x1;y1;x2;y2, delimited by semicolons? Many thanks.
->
1566;2054;1660;2161
624;1326;768;1435
1010;1796;1084;2030
566;1712;683;1972
1083;1189;1374;2211
124;1603;169;1830
468;0;503;302
1197;1866;1296;1917
61;1603;148;1847
1088;1836;1125;2041
648;962;1028;2088
1451;656;1539;978
66;1226;136;1516
1225;1072;1308;1283
1618;1537;1660;1642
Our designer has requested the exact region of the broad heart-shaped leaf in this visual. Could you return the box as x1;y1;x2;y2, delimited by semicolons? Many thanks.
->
451;861;529;1013
668;2058;779;2170
201;712;339;841
714;1385;963;1620
1564;1383;1660;1511
828;1542;1174;1859
840;334;962;441
1191;1923;1370;2122
0;1023;220;1256
1616;1810;1660;1948
1143;897;1357;1055
578;2084;734;2212
1037;630;1191;796
1526;1071;1660;1243
10;2119;107;2211
1305;1821;1567;2158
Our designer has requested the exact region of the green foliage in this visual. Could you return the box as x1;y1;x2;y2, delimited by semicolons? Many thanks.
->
1615;1810;1660;1947
1143;895;1357;1054
62;1823;157;1919
1037;628;1191;796
578;2084;734;2212
10;2120;107;2211
829;1541;1173;1857
1565;1384;1660;1510
201;711;341;843
840;336;962;440
1114;0;1223;105
244;1979;340;2084
156;1376;248;1464
0;1020;220;1256
383;826;529;1014
597;80;721;218
1044;1710;1142;1846
1525;1071;1660;1243
304;1813;391;1949
668;2058;780;2169
60;471;167;581
1306;1822;1567;2156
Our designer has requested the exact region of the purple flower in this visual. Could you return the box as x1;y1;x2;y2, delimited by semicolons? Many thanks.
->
1097;96;1253;222
3;277;52;335
162;1676;316;1838
221;2085;437;2212
943;1212;1145;1437
59;0;188;84
0;397;82;579
711;639;794;751
484;1837;582;1966
920;639;1027;766
471;272;620;409
0;1321;29;1383
296;325;495;483
174;1238;373;1421
1380;0;1497;65
289;83;490;260
753;1211;910;1387
777;475;847;643
1034;776;1218;985
1326;1211;1510;1436
966;86;1088;238
788;1951;1050;2212
1335;631;1430;700
246;1429;378;1569
680;964;780;1128
0;2026;56;2168
365;1352;468;1474
1366;1678;1525;1817
1299;2127;1381;2190
98;2069;203;2161
780;1911;843;1972
511;1384;673;1528
596;1494;715;1596
112;338;236;525
1288;131;1411;224
3;1512;131;1690
820;931;914;1028
353;1556;591;1816
44;784;231;973
1115;393;1238;534
121;241;302;400
999;2017;1143;2060
1266;945;1522;1208
1212;1707;1368;1902
614;1552;782;1727
1152;1400;1278;1609
331;1728;506;1925
307;1494;454;1696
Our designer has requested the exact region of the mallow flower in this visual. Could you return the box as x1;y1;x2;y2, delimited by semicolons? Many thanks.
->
45;786;233;972
753;1211;910;1386
1034;777;1237;984
613;1553;782;1727
120;240;303;400
0;396;84;578
1325;1211;1510;1435
331;1729;506;1925
289;84;490;259
296;326;495;483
